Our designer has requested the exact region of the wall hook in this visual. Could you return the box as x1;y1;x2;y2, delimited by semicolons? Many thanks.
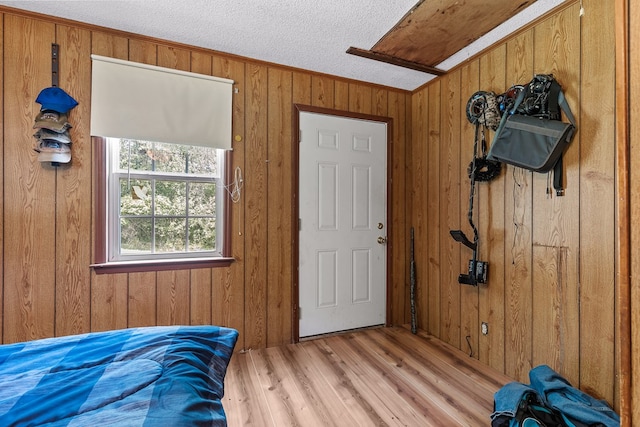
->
51;43;59;88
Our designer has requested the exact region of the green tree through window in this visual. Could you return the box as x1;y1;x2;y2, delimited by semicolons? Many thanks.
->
108;138;224;261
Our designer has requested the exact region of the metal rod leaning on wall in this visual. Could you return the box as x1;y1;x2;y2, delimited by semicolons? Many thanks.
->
410;227;417;334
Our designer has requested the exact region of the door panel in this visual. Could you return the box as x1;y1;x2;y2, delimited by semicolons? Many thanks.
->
299;111;387;337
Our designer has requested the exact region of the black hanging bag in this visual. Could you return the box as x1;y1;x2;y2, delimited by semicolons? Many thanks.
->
487;75;577;195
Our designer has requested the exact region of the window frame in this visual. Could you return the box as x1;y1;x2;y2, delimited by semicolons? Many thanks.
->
92;137;234;274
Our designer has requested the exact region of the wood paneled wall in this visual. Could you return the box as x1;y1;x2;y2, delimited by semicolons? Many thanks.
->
411;0;621;409
0;1;634;420
0;8;411;350
628;0;639;424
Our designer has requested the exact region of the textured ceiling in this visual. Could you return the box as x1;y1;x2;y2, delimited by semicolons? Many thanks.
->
0;0;566;91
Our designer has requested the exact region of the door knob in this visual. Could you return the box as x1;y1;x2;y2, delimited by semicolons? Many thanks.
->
377;236;387;244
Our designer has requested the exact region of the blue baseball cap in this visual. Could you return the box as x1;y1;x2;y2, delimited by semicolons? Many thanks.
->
36;87;78;113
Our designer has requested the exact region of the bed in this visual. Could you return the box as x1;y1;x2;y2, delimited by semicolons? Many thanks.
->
0;325;238;426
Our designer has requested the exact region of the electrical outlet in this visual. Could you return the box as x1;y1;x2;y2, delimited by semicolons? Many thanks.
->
481;322;489;335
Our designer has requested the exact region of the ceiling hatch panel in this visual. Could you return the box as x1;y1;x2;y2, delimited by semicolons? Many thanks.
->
368;0;537;69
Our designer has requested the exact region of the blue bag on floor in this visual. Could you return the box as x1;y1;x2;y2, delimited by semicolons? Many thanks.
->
491;381;565;426
529;365;620;427
492;365;620;427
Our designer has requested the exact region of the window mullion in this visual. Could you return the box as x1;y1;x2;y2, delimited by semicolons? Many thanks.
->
185;181;190;251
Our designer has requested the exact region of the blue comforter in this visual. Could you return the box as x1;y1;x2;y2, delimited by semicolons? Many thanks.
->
0;325;238;426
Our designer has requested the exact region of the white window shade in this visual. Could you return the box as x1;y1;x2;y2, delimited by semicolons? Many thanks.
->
90;54;234;150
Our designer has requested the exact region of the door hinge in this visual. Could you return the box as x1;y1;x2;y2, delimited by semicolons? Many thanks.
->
299;129;302;143
298;307;301;320
298;218;301;230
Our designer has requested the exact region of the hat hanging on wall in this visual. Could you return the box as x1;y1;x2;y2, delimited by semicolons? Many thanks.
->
33;86;78;165
36;87;78;113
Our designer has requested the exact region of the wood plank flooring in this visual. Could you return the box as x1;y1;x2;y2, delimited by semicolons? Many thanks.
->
222;326;513;426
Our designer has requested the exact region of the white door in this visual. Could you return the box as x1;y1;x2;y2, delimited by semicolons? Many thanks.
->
298;111;387;338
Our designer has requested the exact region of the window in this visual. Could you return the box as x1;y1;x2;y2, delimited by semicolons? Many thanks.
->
89;55;236;273
93;138;233;273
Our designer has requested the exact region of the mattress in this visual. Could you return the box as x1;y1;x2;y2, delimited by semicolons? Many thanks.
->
0;325;238;426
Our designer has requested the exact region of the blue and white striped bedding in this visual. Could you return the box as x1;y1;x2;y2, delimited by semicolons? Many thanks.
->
0;325;238;426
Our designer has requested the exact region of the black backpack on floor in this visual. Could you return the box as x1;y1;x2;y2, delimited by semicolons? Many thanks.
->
491;366;620;427
492;388;566;427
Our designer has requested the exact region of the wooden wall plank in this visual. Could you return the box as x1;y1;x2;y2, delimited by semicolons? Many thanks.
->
244;63;269;349
348;83;372;114
129;39;157;65
439;71;462;348
211;262;244;334
157;269;190;325
158;44;190;71
334;80;349;111
190;51;213;76
54;24;93;337
578;0;617;403
478;44;506;372
629;0;640;421
458;60;480;359
311;75;334;108
91;31;128;59
128;271;157;327
503;160;534;380
426;82;441;336
190;268;212;325
3;15;56;343
531;245;565;369
212;56;247;342
266;67;293;347
388;90;407;325
404;95;413;325
292;72;312;105
531;4;581;389
372;87;388;117
503;30;534;384
410;87;428;330
91;271;128;331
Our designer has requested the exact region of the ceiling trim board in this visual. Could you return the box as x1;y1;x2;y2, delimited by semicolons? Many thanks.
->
346;47;446;76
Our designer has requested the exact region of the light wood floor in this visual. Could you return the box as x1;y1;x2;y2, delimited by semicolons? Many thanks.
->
222;326;513;426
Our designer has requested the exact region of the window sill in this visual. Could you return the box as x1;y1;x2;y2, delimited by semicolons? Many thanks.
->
91;257;235;274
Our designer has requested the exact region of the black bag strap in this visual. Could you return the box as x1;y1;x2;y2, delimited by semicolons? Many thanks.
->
547;80;561;119
552;84;576;196
553;155;564;196
558;89;576;126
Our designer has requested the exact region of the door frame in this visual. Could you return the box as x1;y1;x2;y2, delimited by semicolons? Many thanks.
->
291;104;394;342
614;0;631;422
